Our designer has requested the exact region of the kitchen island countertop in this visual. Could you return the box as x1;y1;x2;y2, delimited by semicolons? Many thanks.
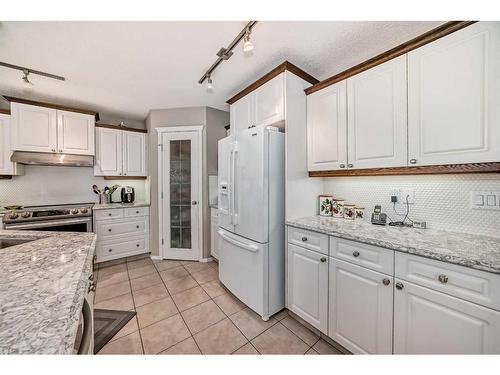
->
287;216;500;274
0;230;96;354
92;202;150;210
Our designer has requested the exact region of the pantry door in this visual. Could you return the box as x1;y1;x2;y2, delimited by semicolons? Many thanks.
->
159;126;203;261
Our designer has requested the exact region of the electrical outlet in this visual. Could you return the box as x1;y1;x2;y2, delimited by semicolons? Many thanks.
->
470;191;500;211
390;188;415;205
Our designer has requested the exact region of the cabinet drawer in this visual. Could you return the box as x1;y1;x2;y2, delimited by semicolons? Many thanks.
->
94;209;123;221
96;217;148;239
96;236;147;262
330;237;394;275
395;252;500;311
287;227;329;255
124;206;149;217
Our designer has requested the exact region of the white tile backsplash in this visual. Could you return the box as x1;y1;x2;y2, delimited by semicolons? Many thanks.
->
0;165;148;207
322;173;500;238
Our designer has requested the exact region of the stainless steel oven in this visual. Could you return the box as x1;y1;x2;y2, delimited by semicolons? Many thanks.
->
2;203;93;232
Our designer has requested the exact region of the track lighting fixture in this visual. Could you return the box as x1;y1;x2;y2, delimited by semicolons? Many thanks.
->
198;21;257;88
206;75;214;93
243;27;254;53
22;70;33;86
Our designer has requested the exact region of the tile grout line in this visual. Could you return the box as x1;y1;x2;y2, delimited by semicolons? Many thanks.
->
126;259;146;355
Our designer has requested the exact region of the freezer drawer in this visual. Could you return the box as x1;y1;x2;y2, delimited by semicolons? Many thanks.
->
218;228;268;317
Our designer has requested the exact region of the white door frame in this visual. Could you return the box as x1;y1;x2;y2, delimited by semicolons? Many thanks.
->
157;125;204;260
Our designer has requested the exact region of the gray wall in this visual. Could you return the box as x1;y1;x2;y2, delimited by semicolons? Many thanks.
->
146;107;228;258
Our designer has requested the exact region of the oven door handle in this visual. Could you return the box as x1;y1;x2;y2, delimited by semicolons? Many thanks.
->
4;217;91;230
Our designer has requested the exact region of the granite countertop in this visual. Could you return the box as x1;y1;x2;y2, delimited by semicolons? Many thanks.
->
287;216;500;275
92;201;150;210
0;230;97;354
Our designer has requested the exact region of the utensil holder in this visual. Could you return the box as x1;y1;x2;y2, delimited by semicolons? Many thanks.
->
99;193;111;204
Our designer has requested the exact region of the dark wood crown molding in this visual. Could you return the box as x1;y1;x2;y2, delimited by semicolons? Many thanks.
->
308;163;500;178
2;95;100;121
305;21;477;95
226;61;319;104
96;123;148;134
0;108;10;115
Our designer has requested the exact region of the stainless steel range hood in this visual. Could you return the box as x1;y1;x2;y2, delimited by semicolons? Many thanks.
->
11;151;94;167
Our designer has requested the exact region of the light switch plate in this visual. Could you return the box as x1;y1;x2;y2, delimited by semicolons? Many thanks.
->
470;191;500;211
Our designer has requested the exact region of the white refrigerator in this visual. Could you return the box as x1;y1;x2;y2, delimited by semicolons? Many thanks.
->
217;126;285;321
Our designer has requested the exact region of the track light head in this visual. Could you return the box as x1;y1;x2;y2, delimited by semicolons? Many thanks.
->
206;75;214;93
22;69;33;86
243;29;254;53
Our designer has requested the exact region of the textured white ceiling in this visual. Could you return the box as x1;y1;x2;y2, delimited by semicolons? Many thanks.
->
0;21;443;120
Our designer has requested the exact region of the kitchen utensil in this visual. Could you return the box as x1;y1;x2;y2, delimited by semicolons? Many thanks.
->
99;193;111;204
92;185;100;194
3;205;23;210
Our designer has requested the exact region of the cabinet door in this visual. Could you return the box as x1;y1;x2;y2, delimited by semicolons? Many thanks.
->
57;110;95;155
254;74;284;127
10;102;57;153
394;279;500;354
307;81;347;171
230;94;253;134
1;114;16;175
94;127;122;176
287;243;328;333
347;55;407;169
122;131;146;176
329;258;393;354
408;22;500;166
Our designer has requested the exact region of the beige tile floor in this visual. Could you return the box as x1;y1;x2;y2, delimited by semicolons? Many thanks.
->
95;255;343;355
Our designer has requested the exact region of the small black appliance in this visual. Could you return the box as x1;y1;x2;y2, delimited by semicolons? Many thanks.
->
121;186;135;203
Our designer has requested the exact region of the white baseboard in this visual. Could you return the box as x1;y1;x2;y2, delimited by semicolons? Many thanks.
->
200;257;214;263
149;255;162;260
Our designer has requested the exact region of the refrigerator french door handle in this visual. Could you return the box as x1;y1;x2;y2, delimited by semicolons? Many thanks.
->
232;147;238;225
218;229;258;252
229;149;234;224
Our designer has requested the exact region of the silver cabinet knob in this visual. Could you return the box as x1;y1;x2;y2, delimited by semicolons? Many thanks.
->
124;173;127;175
382;278;391;286
59;149;63;153
192;201;198;205
395;282;404;290
339;164;346;168
320;257;327;263
51;148;56;152
347;164;353;168
438;274;449;284
352;251;360;257
409;159;417;164
301;237;308;242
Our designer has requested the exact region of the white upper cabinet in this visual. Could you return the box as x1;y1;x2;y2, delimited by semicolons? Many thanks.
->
0;114;24;175
230;73;285;134
230;94;253;134
10;102;58;153
307;81;347;171
253;74;284;127
329;258;393;354
287;243;328;333
347;55;407;169
394;279;500;354
408;22;500;166
95;127;123;176
122;131;146;176
95;127;147;177
56;110;95;155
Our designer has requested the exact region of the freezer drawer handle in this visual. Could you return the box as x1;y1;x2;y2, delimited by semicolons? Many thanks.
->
218;230;259;253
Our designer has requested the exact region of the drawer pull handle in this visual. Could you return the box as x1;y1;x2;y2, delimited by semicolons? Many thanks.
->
320;257;326;263
301;237;308;242
409;158;417;164
382;278;390;286
136;225;140;229
108;213;112;216
438;275;449;284
88;274;94;281
108;229;112;232
352;251;360;257
340;164;346;168
136;244;140;247
136;211;140;214
395;282;404;290
108;249;112;252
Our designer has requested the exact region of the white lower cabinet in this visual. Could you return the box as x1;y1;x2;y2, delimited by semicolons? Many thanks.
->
94;207;150;263
210;207;219;259
329;258;393;354
394;279;500;354
287;243;328;333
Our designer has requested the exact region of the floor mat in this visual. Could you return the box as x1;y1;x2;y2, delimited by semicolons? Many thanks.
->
93;309;136;354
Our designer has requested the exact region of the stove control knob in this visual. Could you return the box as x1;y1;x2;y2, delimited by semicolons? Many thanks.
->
80;208;88;214
21;211;31;218
9;212;19;220
71;209;79;214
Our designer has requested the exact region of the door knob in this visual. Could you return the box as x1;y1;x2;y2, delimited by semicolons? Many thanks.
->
192;201;198;205
395;282;404;290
